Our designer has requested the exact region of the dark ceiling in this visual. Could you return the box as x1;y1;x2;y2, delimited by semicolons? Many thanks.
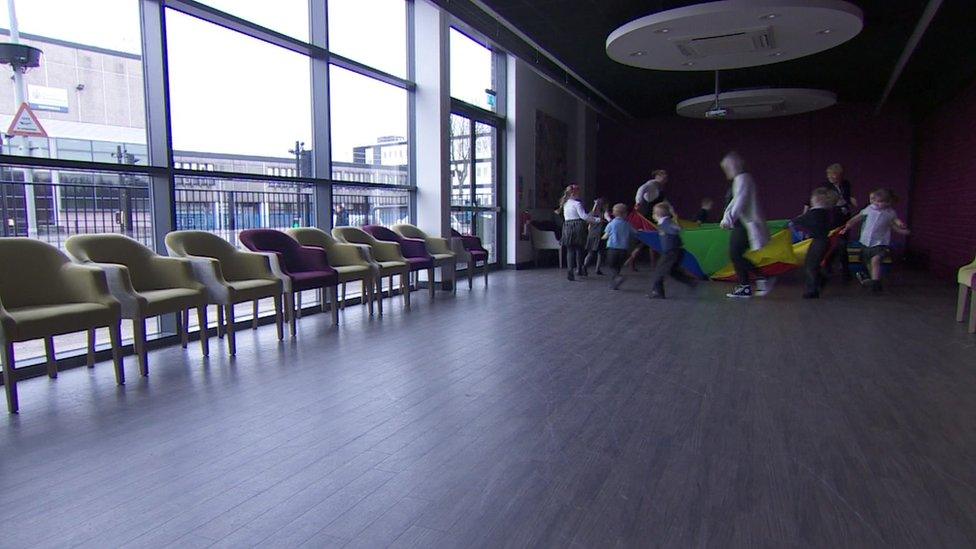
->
434;0;976;119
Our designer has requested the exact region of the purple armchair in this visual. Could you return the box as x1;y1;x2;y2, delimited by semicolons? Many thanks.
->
239;229;340;334
451;229;489;289
362;225;436;298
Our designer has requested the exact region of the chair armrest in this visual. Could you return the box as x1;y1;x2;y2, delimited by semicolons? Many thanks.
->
426;236;453;256
226;250;277;281
0;297;15;335
184;257;232;303
347;243;377;264
250;252;290;293
59;264;121;312
451;238;471;259
295;245;332;271
327;242;371;267
458;234;486;252
370;240;405;262
398;237;432;259
148;256;205;292
81;262;144;317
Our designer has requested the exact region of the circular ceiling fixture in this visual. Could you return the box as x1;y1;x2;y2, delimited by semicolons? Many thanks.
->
676;88;837;119
606;0;862;71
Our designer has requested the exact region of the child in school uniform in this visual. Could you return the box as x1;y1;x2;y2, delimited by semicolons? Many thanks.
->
603;203;638;290
790;187;839;299
841;188;910;293
647;203;698;299
583;198;610;275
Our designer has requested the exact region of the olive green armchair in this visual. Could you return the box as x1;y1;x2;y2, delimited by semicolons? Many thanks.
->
286;227;378;316
332;226;411;310
0;238;124;413
165;231;283;355
392;223;457;294
66;234;209;376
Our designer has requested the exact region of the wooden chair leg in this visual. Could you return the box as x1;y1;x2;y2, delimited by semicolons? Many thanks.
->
225;304;236;355
44;336;57;379
273;294;284;341
133;317;148;376
330;287;340;327
969;290;976;334
388;275;395;298
376;276;384;316
177;309;188;349
321;287;329;313
87;328;96;368
468;263;474;290
287;292;297;337
483;261;489;286
197;305;209;357
3;341;18;413
402;273;411;309
428;267;436;299
341;283;347;310
365;277;374;316
216;305;225;338
108;322;124;385
296;292;303;318
452;262;458;295
252;300;259;330
957;284;969;322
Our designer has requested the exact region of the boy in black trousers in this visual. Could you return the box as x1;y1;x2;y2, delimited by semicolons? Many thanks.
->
791;187;839;298
647;203;698;299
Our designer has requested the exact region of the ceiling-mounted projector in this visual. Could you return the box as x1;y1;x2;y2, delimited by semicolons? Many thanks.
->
704;107;729;119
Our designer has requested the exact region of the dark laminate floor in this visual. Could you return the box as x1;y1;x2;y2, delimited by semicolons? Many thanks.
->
2;268;975;548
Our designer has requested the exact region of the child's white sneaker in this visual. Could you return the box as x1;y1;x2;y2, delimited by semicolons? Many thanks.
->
754;277;775;296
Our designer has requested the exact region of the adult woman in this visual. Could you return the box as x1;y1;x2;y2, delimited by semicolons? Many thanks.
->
719;152;771;298
558;184;600;281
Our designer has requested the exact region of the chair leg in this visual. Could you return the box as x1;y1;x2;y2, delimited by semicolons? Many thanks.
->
296;292;303;318
225;305;236;355
273;294;284;341
133;317;148;376
452;262;458;295
341;283;347;310
108;322;124;385
402;273;411;309
330;287;340;327
216;305;225;338
483;261;489;286
468;263;474;290
177;309;188;349
365;278;374;316
388;275;394;298
969;290;976;334
3;341;18;413
44;336;57;379
287;292;297;337
197;305;209;357
957;284;969;322
376;276;384;316
87;329;96;368
428;267;436;299
252;300;259;330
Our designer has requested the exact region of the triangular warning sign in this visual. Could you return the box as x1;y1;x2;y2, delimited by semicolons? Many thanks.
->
7;102;47;138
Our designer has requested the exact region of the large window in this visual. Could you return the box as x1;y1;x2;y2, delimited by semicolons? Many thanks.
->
328;0;407;78
166;10;312;170
0;0;147;159
450;114;499;262
194;0;309;41
450;28;496;111
329;66;409;186
332;185;410;228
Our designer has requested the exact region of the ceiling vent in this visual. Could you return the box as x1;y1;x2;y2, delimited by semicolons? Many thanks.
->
674;27;774;59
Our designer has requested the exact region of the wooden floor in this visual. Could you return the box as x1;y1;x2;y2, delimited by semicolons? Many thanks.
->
2;268;975;548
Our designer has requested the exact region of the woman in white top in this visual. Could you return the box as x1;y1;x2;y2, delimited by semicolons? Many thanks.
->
719;152;771;298
559;184;601;281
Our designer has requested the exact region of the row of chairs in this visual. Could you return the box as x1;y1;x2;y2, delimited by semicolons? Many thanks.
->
0;224;489;413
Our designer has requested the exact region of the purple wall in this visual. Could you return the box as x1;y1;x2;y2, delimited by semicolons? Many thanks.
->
909;79;976;278
596;103;913;223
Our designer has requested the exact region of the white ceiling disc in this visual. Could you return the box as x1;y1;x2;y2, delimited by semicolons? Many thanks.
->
607;0;863;71
676;88;837;119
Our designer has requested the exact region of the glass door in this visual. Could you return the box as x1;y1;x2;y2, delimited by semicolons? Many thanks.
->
450;114;499;262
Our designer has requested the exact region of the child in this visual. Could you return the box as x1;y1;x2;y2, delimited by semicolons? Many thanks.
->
695;197;714;225
559;184;601;281
841;188;909;293
603;203;638;290
790;187;838;299
583;198;610;275
647;202;698;299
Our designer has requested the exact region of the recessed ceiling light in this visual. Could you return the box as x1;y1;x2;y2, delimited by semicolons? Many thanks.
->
654;28;671;34
760;13;779;20
629;50;646;57
818;28;833;34
769;51;784;57
682;61;695;67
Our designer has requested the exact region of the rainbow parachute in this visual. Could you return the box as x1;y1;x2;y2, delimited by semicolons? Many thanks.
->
626;211;840;280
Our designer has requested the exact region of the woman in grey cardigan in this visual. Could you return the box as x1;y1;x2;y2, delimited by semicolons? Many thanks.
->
719;152;771;298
